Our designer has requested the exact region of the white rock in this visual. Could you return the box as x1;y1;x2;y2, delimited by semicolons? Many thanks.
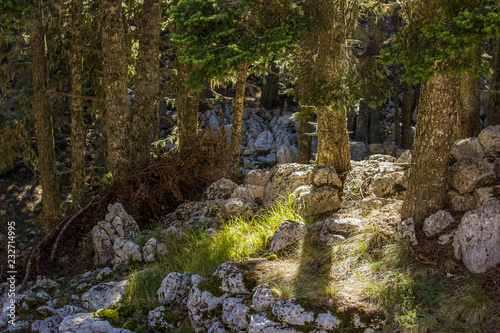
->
205;178;239;200
208;321;227;333
32;278;59;290
222;297;250;330
438;231;456;245
245;170;269;187
446;190;476;211
187;283;227;330
213;262;254;295
254;131;274;153
156;272;191;304
423;210;455;237
450;137;485;161
452;205;500;273
148;306;178;331
314;311;341;330
394;218;418;245
31;315;63;333
293;185;341;217
248;312;299;333
448;159;496;195
231;184;264;202
271;300;314;326
478;125;500;158
474;186;499;208
252;284;276;312
269;220;307;253
222;197;257;219
59;313;133;333
81;280;129;311
276;145;298;164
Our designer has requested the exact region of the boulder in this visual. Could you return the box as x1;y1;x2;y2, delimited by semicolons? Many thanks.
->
254;131;274;153
423;210;455;237
222;197;257;219
263;164;341;207
446;190;476;212
368;143;385;155
31;315;64;333
187;283;227;330
213;261;256;295
245;169;269;187
450;137;485;162
452;204;500;273
269;220;307;253
383;142;399;156
314;311;342;330
293;185;341;217
156;272;191;304
271;300;315;326
396;150;412;163
81;280;129;311
205;178;239;201
474;186;499;208
478;125;500;158
349;142;369;161
252;284;276;312
113;238;142;263
208;321;227;333
448;158;496;195
143;238;167;263
257;153;277;166
92;226;115;267
105;203;140;239
148;306;182;331
222;297;250;331
59;313;133;333
368;154;397;163
307;216;363;245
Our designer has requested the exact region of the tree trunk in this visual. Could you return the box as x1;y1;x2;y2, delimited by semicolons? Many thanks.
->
487;37;500;126
401;73;459;226
297;110;313;164
260;62;279;110
370;106;381;144
30;2;61;216
355;101;371;143
101;0;130;176
177;62;199;153
394;65;401;147
401;82;414;149
230;62;249;180
456;73;481;139
131;0;160;165
316;105;351;173
70;0;85;203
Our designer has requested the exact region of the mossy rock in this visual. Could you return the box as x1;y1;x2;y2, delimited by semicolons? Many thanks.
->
96;308;120;327
242;271;258;292
198;276;224;297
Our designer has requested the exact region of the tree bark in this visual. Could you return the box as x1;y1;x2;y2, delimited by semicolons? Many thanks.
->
70;0;85;204
30;1;61;216
131;0;160;165
401;82;414;149
456;72;481;139
370;105;381;144
260;62;279;110
316;105;351;173
394;65;401;147
297;110;313;164
401;73;459;226
355;101;371;143
487;37;500;126
101;0;130;176
230;62;249;180
177;62;199;153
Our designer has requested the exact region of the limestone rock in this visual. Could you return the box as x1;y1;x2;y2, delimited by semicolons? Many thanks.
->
81;280;129;311
277;145;298;164
143;238;167;263
208;321;227;333
450;137;485;162
231;184;264;203
269;220;307;253
175;201;209;221
293;185;341;217
248;312;299;333
448;158;496;195
257;153;277;166
438;231;456;245
474;186;499;208
205;178;239;200
32;278;59;290
271;300;315;326
97;267;112;281
222;297;250;330
92;226;115;267
314;311;342;330
368;143;385;155
423;210;455;237
368;154;397;163
222;197;257;219
105;203;140;239
31;315;63;333
368;168;408;199
148;306;179;331
350;142;369;161
446;190;476;212
113;238;143;263
245;169;269;187
263;163;341;207
59;313;133;333
307;216;363;245
452;205;500;273
213;261;256;295
252;284;276;312
156;272;191;304
394;218;418;245
187;283;227;330
478;125;500;158
396;150;412;163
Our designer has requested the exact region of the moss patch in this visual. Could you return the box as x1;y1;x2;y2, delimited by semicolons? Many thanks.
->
243;272;258;292
198;276;224;297
96;308;120;327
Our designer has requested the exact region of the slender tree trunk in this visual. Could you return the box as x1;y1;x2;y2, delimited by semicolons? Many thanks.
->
401;82;414;149
131;0;160;164
402;73;459;226
30;2;61;216
370;106;381;144
230;62;249;179
177;62;198;152
101;0;130;176
297;109;313;164
355;101;370;143
316;105;351;173
487;37;500;126
394;65;401;146
456;73;481;139
70;0;85;203
260;62;279;110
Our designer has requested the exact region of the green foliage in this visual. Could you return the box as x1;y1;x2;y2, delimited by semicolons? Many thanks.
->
96;309;120;327
0;116;36;169
381;1;500;82
169;0;300;90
